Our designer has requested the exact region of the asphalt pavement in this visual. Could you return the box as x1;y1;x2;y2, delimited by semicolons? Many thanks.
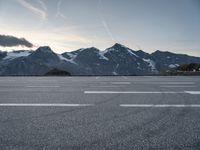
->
0;76;200;150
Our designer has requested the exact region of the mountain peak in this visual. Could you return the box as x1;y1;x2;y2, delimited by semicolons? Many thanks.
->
36;46;53;53
77;47;100;55
153;50;173;54
103;43;139;58
29;46;59;61
108;43;134;52
112;43;127;48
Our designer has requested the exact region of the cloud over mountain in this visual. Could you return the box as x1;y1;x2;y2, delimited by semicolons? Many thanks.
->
0;35;33;48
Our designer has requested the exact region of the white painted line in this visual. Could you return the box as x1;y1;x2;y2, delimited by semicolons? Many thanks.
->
120;104;200;108
0;80;16;82
111;82;131;85
141;82;195;85
0;103;93;107
85;91;200;95
35;80;58;82
84;91;183;94
26;86;60;88
161;86;197;88
90;86;122;88
184;91;200;95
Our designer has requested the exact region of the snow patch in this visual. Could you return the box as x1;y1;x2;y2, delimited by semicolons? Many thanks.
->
127;49;139;57
57;54;77;64
76;48;86;53
101;47;139;58
113;71;118;75
99;52;109;61
118;44;128;49
58;54;68;61
169;64;179;68
101;48;111;55
137;62;141;69
67;53;77;59
116;64;119;68
3;51;31;60
143;58;156;71
117;44;139;57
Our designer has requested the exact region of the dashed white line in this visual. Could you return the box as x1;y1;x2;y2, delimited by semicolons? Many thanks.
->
1;103;200;108
0;80;16;82
141;82;195;85
164;82;195;85
0;103;93;107
26;86;60;88
185;91;200;95
84;91;183;94
90;86;121;88
161;86;197;88
111;82;131;85
120;104;200;108
85;91;200;95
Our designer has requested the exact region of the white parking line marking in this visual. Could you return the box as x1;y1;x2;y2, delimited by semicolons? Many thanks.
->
141;82;195;85
161;86;197;88
0;80;16;82
0;103;93;107
84;91;183;94
111;82;131;85
90;86;121;88
26;86;60;88
120;104;200;108
184;91;200;95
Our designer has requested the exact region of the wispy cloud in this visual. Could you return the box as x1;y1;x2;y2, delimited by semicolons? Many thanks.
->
17;0;47;20
55;0;67;19
37;0;47;11
98;0;115;43
101;20;115;43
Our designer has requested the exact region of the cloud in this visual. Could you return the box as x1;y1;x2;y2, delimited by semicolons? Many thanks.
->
0;35;33;47
101;20;115;43
37;0;47;11
55;0;67;19
17;0;47;20
98;0;115;43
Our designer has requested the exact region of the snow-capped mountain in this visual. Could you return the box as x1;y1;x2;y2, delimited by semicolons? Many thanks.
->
0;43;200;75
151;50;200;70
0;50;32;61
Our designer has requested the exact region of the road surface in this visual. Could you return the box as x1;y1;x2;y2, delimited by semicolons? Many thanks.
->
0;76;200;149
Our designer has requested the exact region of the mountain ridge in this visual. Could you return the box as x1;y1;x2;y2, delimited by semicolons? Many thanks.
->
0;43;200;76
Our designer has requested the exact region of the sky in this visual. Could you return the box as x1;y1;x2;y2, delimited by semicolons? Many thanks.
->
0;0;200;56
